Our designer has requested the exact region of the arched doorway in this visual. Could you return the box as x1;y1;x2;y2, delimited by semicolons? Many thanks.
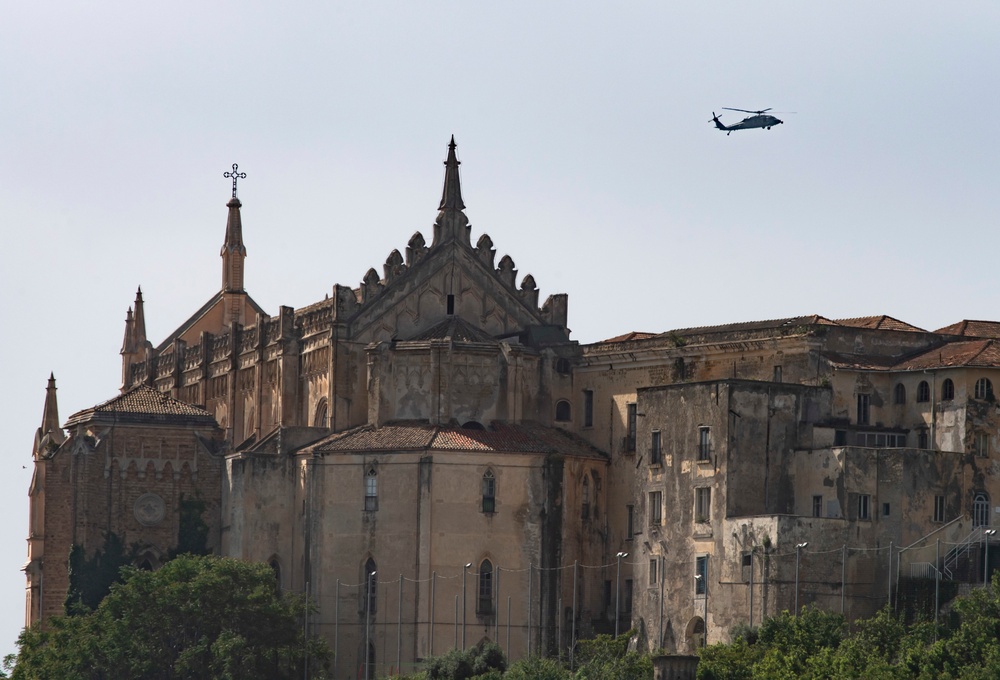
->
685;616;705;653
974;492;990;527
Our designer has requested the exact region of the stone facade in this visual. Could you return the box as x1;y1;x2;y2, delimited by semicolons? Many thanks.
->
25;385;224;624
25;140;1000;676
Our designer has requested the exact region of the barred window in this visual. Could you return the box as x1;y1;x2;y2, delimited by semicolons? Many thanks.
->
365;467;378;512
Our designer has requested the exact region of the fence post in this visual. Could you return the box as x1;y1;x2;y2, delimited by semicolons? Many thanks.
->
571;561;578;669
430;571;436;657
397;574;402;674
841;545;846;614
527;563;533;657
895;547;903;612
887;542;893;608
506;596;511;660
935;539;940;636
334;580;339;676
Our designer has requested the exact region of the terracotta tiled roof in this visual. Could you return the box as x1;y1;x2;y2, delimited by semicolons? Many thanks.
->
65;385;217;427
660;315;835;337
306;421;607;459
826;340;1000;372
833;315;925;332
406;317;498;344
601;332;657;343
593;314;927;349
935;320;1000;338
894;340;1000;371
820;352;900;371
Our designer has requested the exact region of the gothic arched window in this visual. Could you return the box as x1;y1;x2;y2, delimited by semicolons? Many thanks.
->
314;398;329;428
478;560;494;614
482;470;496;514
365;467;378;512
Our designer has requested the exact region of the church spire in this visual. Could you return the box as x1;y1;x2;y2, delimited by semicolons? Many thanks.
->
432;137;472;247
438;135;466;211
41;373;60;438
132;287;147;348
220;173;247;292
120;306;135;355
35;372;64;455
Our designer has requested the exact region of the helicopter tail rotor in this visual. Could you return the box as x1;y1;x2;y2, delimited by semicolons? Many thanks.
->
709;112;727;131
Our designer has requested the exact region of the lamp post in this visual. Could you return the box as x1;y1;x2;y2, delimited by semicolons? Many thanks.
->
462;563;472;650
365;570;376;680
795;542;809;616
985;530;997;586
615;552;628;637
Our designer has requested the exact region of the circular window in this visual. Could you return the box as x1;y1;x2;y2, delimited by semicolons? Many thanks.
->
134;493;166;526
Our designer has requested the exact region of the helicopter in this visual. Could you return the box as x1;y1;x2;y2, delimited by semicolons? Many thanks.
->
710;108;784;135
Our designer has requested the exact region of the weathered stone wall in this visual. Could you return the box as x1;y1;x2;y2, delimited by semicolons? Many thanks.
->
32;423;222;624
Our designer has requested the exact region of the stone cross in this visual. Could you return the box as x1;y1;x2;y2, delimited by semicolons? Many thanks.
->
223;163;247;198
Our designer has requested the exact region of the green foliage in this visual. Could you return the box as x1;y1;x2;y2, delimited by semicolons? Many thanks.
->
697;587;1000;680
415;630;651;680
503;656;569;680
728;623;758;645
573;630;652;680
423;641;506;680
64;532;137;613
13;555;331;680
697;637;761;680
172;493;211;558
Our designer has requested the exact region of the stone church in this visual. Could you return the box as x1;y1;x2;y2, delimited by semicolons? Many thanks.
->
25;139;1000;677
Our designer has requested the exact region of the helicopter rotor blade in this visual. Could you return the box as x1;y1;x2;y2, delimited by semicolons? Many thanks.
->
722;107;772;115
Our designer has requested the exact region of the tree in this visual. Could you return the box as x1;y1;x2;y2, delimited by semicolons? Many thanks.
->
64;532;137;613
573;630;652;680
423;641;507;680
11;555;330;680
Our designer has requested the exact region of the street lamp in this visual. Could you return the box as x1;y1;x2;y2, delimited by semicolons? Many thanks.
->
795;542;809;616
615;552;628;637
462;563;472;650
985;530;997;586
365;570;376;680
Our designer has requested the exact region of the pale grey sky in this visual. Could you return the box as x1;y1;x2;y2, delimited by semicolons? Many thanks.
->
2;1;998;655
